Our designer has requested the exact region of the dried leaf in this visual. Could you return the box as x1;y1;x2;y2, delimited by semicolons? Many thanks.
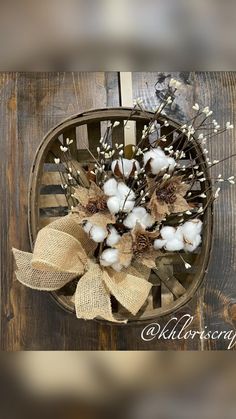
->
73;186;89;206
147;192;170;222
89;181;104;200
86;211;116;228
114;233;133;267
172;196;190;213
138;249;162;269
73;182;105;208
71;206;89;223
132;222;159;240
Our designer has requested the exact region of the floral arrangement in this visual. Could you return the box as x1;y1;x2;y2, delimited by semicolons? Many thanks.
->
13;78;235;322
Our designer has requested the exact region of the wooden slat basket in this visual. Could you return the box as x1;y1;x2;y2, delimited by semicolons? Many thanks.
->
28;108;213;321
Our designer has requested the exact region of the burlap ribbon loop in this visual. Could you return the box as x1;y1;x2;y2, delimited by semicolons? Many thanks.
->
13;214;152;322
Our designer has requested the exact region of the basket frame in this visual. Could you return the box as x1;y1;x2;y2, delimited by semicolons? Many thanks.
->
28;107;213;322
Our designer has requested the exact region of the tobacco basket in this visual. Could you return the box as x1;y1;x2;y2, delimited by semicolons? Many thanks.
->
28;108;213;321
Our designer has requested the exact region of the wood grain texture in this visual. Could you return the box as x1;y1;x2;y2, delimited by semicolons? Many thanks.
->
1;72;235;350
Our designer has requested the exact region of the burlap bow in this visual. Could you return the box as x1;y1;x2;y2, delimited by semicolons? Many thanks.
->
13;214;152;322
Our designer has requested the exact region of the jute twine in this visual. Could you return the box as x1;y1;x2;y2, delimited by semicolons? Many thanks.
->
13;214;152;322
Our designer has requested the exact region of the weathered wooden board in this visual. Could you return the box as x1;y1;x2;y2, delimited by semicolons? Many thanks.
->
1;72;236;350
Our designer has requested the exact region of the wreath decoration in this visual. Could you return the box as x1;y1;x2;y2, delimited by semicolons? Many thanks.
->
13;79;235;322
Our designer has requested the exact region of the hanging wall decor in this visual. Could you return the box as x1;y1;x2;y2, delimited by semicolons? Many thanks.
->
13;79;235;322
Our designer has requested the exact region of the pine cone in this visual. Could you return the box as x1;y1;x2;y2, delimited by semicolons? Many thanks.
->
156;183;177;204
134;233;151;255
166;193;177;204
166;183;177;194
86;200;98;214
97;197;108;211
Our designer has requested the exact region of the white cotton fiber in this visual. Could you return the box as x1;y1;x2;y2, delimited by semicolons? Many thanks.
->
111;262;123;272
151;157;168;174
175;226;184;241
103;178;118;196
143;212;155;228
184;234;201;252
143;147;176;175
192;219;203;233
121;199;135;213
100;248;119;266
181;220;203;243
167;157;176;172
105;179;136;215
106;227;120;247
123;212;138;229
124;206;154;229
154;239;167;249
165;238;184;252
90;225;107;243
83;221;93;234
158;220;202;253
160;226;176;240
117;182;135;200
111;158;140;178
107;196;120;214
132;207;147;218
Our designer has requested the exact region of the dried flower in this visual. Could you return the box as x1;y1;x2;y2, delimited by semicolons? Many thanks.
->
111;158;140;179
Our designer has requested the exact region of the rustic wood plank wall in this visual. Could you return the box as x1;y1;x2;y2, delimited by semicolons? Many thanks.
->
1;72;235;350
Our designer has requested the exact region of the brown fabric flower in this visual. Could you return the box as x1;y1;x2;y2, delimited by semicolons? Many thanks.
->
72;181;114;228
147;176;191;222
131;223;160;268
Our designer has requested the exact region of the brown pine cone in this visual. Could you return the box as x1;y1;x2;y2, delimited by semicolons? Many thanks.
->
97;197;108;211
166;182;177;194
86;200;98;214
156;183;177;204
134;233;151;254
166;193;177;204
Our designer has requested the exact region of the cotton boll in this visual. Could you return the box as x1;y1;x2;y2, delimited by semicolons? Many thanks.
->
123;207;154;228
167;157;176;172
184;234;201;252
123;212;137;229
160;226;176;240
143;147;176;175
117;182;135;201
191;219;203;234
103;178;118;196
143;150;154;166
165;238;184;252
111;262;123;272
107;196;120;214
90;225;107;243
143;213;155;228
132;206;147;218
83;221;93;234
112;158;140;178
121;199;135;213
106;227;120;247
175;226;184;241
154;147;166;157
100;248;119;266
118;159;133;178
150;157;168;175
154;239;167;249
181;221;202;243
